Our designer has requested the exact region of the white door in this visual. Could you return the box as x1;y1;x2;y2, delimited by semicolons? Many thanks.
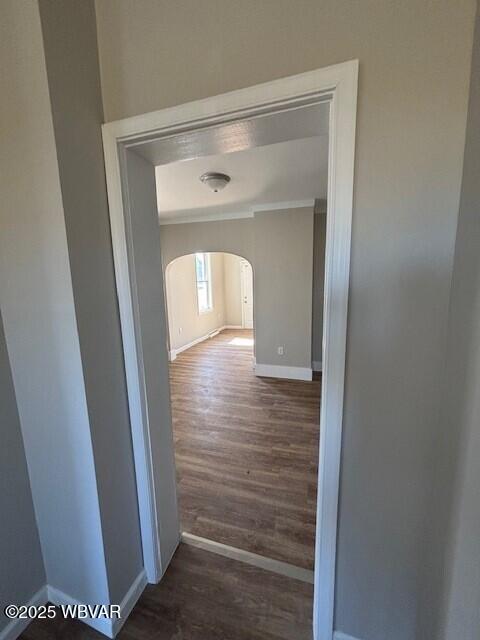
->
241;260;253;329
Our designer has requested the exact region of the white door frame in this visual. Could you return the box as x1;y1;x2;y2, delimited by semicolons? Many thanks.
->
102;60;358;640
240;259;254;329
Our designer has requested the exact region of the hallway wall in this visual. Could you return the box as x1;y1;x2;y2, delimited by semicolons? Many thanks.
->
94;2;476;637
38;0;143;603
0;310;45;635
435;5;480;637
0;0;109;606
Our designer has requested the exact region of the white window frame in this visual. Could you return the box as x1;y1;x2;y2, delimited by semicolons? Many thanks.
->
195;252;213;314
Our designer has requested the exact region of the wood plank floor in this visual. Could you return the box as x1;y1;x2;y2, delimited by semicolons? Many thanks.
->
20;544;314;640
170;329;321;570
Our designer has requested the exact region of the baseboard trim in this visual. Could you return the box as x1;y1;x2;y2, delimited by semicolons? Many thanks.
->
0;585;48;640
333;632;363;640
47;586;113;637
46;569;147;639
181;532;314;584
111;569;147;636
312;360;323;372
224;324;243;329
255;363;313;381
170;324;227;360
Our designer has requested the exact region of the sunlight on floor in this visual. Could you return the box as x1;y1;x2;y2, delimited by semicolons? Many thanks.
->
229;337;254;347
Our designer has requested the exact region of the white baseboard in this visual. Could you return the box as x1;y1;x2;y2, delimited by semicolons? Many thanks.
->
255;363;313;381
112;569;147;636
0;585;48;640
334;632;363;640
169;325;251;360
312;360;322;372
169;325;226;360
46;569;147;639
181;532;313;584
47;585;113;637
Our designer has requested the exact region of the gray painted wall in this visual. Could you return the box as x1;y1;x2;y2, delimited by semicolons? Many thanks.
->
38;0;143;603
312;210;327;366
254;208;314;369
160;218;254;267
0;0;109;606
160;210;315;369
0;3;476;639
435;5;480;638
0;310;45;633
94;1;477;637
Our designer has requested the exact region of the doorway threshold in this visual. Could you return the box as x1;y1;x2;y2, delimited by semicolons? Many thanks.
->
181;532;314;584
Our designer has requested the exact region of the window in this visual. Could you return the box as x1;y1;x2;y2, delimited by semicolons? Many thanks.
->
195;252;212;313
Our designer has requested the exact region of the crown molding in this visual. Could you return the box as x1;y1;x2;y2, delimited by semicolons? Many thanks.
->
158;199;316;226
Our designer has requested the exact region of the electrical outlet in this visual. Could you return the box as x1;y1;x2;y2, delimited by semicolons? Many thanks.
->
277;346;284;356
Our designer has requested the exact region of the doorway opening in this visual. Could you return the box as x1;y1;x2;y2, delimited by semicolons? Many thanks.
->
164;252;254;362
103;61;358;640
163;242;321;576
158;132;326;577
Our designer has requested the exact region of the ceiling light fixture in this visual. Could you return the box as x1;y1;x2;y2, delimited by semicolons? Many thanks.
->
199;172;231;193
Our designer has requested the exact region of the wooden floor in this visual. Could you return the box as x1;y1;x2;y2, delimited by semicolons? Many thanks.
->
170;329;321;570
20;544;314;640
20;329;319;640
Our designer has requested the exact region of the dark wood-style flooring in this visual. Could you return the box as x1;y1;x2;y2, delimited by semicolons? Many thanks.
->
20;329;319;640
20;544;314;640
170;329;321;570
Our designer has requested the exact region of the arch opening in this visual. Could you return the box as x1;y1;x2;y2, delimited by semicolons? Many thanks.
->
164;251;254;362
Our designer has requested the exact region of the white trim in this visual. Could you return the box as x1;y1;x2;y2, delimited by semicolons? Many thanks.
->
0;585;48;640
102;146;162;582
240;259;254;329
112;570;148;636
159;209;253;225
255;363;313;381
224;324;243;329
333;632;363;640
195;251;213;315
313;360;323;372
46;570;147;639
253;198;315;212
169;325;226;360
313;61;357;640
47;586;113;638
181;532;313;584
102;60;358;640
0;571;147;640
158;199;315;226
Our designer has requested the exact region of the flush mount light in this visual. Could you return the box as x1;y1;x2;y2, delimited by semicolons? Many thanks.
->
199;172;231;193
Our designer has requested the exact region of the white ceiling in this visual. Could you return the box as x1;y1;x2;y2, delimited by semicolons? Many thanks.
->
155;135;328;224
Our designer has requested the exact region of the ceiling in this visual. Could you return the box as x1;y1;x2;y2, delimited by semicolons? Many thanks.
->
136;101;329;166
155;135;329;224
